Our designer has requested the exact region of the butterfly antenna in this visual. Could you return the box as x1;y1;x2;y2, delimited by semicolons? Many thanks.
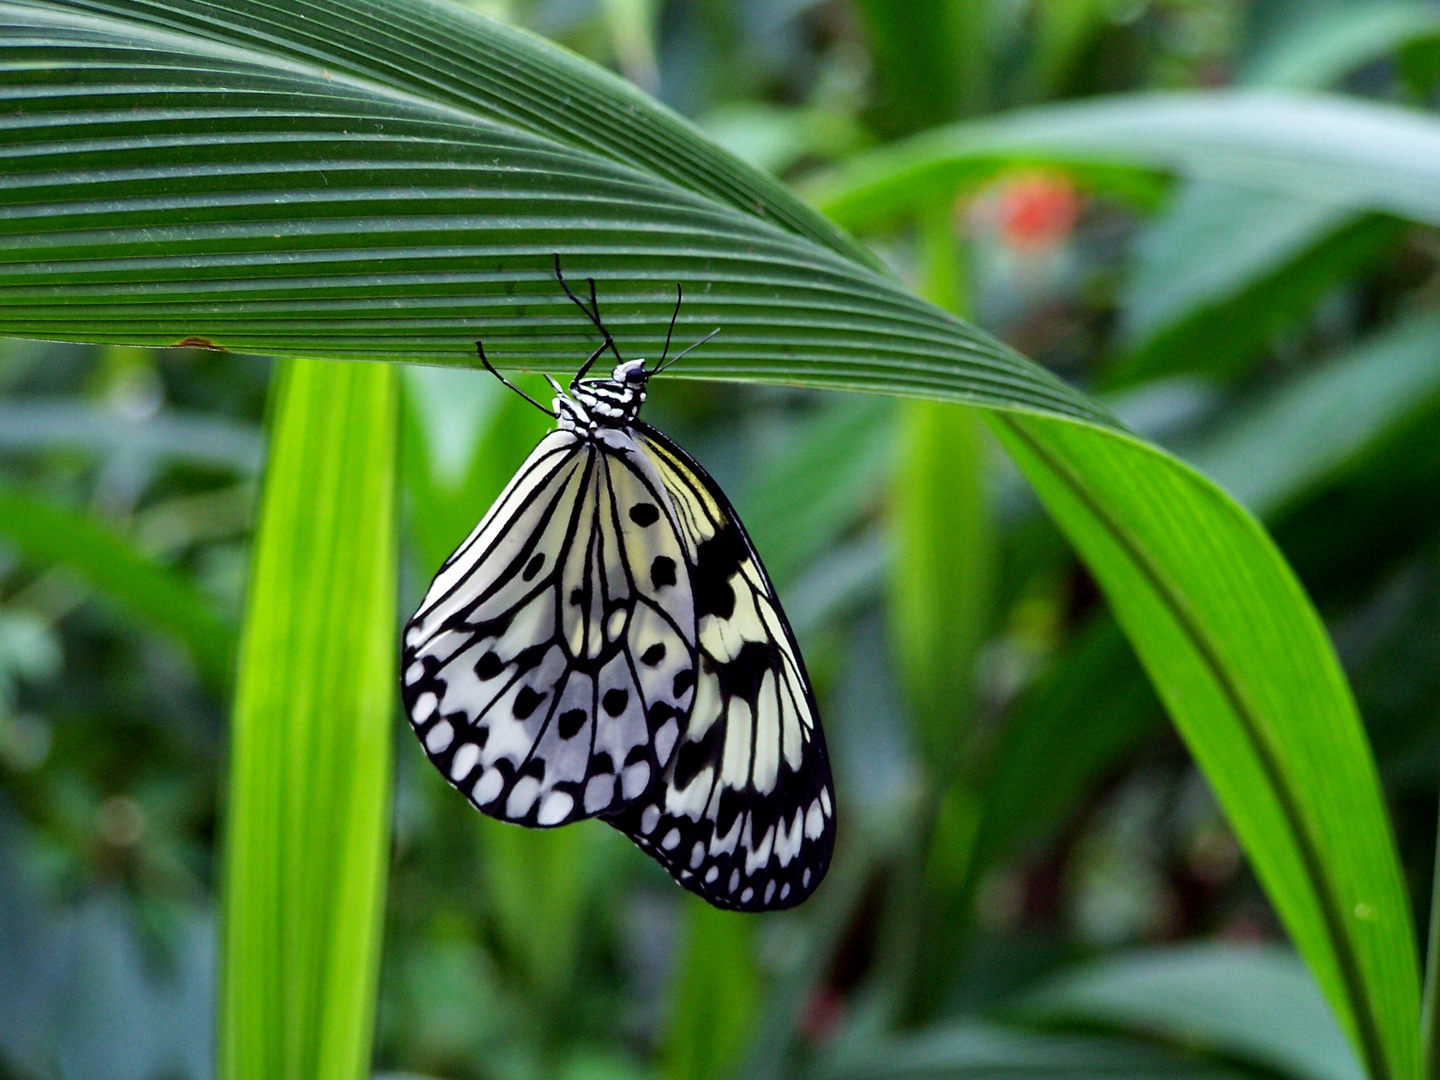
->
653;327;721;376
477;339;558;418
553;253;622;384
649;283;683;375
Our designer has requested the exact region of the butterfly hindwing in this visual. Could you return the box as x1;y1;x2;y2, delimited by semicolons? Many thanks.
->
603;424;836;911
402;428;698;827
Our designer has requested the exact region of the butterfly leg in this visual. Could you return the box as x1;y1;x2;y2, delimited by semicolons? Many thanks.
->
649;284;684;375
477;339;558;418
553;253;623;383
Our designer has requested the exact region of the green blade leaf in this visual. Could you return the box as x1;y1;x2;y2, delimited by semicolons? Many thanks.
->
990;413;1417;1080
1243;3;1440;89
660;900;759;1080
823;1020;1252;1079
2;6;1421;1079
813;91;1440;232
0;483;233;687
1020;944;1363;1080
221;357;397;1080
1117;184;1400;381
1185;312;1440;519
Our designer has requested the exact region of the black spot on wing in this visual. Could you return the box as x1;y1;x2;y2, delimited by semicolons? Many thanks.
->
713;641;780;701
558;708;586;739
641;642;666;666
693;524;747;619
602;687;629;716
647;701;675;729
629;503;659;526
650;556;677;589
513;686;544;719
673;720;722;789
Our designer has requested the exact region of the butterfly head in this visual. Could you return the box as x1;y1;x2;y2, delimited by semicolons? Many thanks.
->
562;362;650;431
613;358;651;386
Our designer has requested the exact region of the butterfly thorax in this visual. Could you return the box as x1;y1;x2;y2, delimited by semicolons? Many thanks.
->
557;358;649;433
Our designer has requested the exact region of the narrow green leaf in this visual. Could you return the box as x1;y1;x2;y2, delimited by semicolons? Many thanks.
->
1243;3;1440;89
1020;945;1363;1080
813;91;1440;233
971;616;1159;874
0;483;233;686
1014;0;1114;105
736;396;894;590
221;357;397;1080
990;413;1419;1080
1117;185;1400;381
854;0;990;131
1185;312;1440;518
399;360;605;1028
475;817;605;1012
890;402;990;775
660;900;759;1080
823;1020;1250;1079
0;401;262;471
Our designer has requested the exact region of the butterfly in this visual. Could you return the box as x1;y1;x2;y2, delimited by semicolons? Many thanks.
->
400;256;835;912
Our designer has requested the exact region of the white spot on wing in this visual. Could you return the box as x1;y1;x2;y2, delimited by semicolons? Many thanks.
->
472;769;502;805
425;721;454;753
752;671;780;791
806;798;824;839
450;742;479;780
655;719;678;765
413;692;437;722
661;827;681;851
709;812;741;857
667;765;713;819
720;698;753;786
537;790;573;825
585;774;615;812
747;825;775;874
622;760;650;799
506;776;540;818
640;803;660;834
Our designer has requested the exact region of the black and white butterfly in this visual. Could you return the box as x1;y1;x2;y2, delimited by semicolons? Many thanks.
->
400;257;835;912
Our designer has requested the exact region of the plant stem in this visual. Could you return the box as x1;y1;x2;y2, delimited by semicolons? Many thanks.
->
1422;798;1440;1080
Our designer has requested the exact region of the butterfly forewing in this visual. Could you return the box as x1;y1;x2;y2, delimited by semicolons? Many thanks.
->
403;428;699;827
603;425;836;911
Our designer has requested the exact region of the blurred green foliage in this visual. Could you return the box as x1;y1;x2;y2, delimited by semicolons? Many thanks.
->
3;0;1440;1078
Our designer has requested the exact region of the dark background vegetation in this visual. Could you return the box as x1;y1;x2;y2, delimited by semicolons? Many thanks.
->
2;0;1439;1077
